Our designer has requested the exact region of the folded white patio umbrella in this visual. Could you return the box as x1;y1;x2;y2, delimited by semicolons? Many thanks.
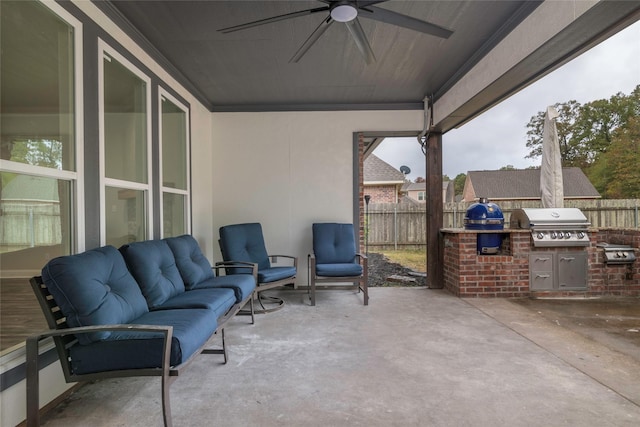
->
540;106;564;208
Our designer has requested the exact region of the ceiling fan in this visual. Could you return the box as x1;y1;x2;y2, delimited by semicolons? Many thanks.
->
218;0;454;64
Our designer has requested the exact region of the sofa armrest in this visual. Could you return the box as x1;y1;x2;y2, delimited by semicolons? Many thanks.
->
26;324;173;427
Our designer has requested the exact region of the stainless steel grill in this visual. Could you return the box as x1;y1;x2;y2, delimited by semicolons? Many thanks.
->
597;243;637;265
510;208;590;247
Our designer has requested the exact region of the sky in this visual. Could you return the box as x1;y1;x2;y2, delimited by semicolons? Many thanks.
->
373;20;640;181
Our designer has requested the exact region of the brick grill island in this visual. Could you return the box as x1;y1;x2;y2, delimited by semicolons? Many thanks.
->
442;228;640;298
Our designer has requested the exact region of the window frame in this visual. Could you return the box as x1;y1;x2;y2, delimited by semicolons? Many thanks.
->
158;88;191;237
0;0;85;257
0;0;84;364
97;39;153;246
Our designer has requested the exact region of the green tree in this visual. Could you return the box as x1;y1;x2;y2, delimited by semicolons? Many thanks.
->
525;85;640;169
453;173;466;195
524;85;640;198
589;115;640;198
525;100;582;165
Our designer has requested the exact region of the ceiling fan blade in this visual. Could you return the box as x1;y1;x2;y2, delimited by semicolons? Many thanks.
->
219;6;329;33
355;1;389;8
360;5;454;39
290;17;334;63
344;18;376;64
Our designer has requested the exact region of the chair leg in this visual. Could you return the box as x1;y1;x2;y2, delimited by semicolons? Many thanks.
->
221;328;227;364
362;281;369;306
26;337;40;427
161;372;173;427
310;277;316;306
250;296;255;325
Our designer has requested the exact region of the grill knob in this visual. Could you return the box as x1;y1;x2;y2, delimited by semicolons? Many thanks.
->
577;231;585;239
550;232;557;239
537;232;545;239
564;232;571;239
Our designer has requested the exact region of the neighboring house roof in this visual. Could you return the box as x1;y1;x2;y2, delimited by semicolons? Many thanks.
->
403;181;455;203
364;154;405;184
1;174;59;202
465;168;600;200
404;182;426;192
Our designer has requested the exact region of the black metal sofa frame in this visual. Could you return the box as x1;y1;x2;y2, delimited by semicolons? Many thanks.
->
26;261;256;427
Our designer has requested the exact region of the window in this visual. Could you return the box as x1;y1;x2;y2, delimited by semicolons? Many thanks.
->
99;41;152;247
418;191;426;201
159;90;190;237
0;0;83;352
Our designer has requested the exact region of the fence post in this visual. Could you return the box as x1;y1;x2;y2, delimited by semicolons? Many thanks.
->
394;204;398;250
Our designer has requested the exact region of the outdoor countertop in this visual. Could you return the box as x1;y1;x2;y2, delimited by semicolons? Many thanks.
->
440;228;531;234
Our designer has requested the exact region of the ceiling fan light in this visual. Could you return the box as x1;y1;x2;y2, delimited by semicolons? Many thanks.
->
331;4;358;22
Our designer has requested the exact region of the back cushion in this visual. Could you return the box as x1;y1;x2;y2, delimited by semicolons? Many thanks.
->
120;240;185;309
164;235;214;289
219;223;270;271
312;223;357;264
42;245;149;344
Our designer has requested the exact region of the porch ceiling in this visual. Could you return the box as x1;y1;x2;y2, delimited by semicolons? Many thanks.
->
99;1;640;131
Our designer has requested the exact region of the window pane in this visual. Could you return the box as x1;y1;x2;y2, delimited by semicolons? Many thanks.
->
1;1;75;171
104;57;147;183
162;98;187;190
0;178;73;352
105;186;146;247
163;192;186;238
0;172;72;262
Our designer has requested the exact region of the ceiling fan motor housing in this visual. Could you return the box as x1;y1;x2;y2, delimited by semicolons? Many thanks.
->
331;2;358;22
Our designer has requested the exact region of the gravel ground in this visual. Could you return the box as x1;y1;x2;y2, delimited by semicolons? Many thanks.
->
367;252;427;287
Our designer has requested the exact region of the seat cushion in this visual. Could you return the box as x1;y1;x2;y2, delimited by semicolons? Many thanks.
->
191;274;256;302
154;288;237;319
258;266;296;284
41;246;149;345
315;263;363;278
69;308;219;374
164;235;215;289
312;223;357;264
219;223;271;271
120;240;185;309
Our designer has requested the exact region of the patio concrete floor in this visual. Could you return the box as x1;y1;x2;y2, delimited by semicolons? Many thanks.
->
39;288;640;427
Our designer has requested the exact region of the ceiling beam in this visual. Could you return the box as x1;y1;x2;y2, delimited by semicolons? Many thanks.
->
433;0;640;133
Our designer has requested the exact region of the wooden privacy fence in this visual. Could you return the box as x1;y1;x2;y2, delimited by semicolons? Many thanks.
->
365;199;640;250
0;203;61;250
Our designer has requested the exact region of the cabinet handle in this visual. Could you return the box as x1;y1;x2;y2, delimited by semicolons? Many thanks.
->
535;258;549;262
560;257;575;262
535;274;550;279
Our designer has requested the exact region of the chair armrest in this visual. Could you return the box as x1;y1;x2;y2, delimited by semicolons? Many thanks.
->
355;253;368;267
268;254;298;268
214;261;258;278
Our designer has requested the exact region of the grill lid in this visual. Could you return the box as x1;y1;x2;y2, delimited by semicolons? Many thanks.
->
510;208;590;229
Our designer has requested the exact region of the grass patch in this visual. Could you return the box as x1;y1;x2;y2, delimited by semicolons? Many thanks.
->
378;249;426;273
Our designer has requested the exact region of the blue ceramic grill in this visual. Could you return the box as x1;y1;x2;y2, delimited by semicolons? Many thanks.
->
464;198;504;254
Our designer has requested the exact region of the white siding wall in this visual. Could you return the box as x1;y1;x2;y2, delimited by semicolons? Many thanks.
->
210;111;423;283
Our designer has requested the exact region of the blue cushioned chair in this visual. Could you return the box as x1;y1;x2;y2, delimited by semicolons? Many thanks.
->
309;223;368;306
219;223;297;313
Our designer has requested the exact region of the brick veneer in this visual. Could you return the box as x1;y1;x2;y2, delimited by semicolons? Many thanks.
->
442;228;640;298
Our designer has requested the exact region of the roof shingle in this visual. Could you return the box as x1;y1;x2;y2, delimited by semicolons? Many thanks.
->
364;154;405;183
466;168;600;200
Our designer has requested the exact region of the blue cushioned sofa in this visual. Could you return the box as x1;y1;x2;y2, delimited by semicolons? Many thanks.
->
26;235;256;427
